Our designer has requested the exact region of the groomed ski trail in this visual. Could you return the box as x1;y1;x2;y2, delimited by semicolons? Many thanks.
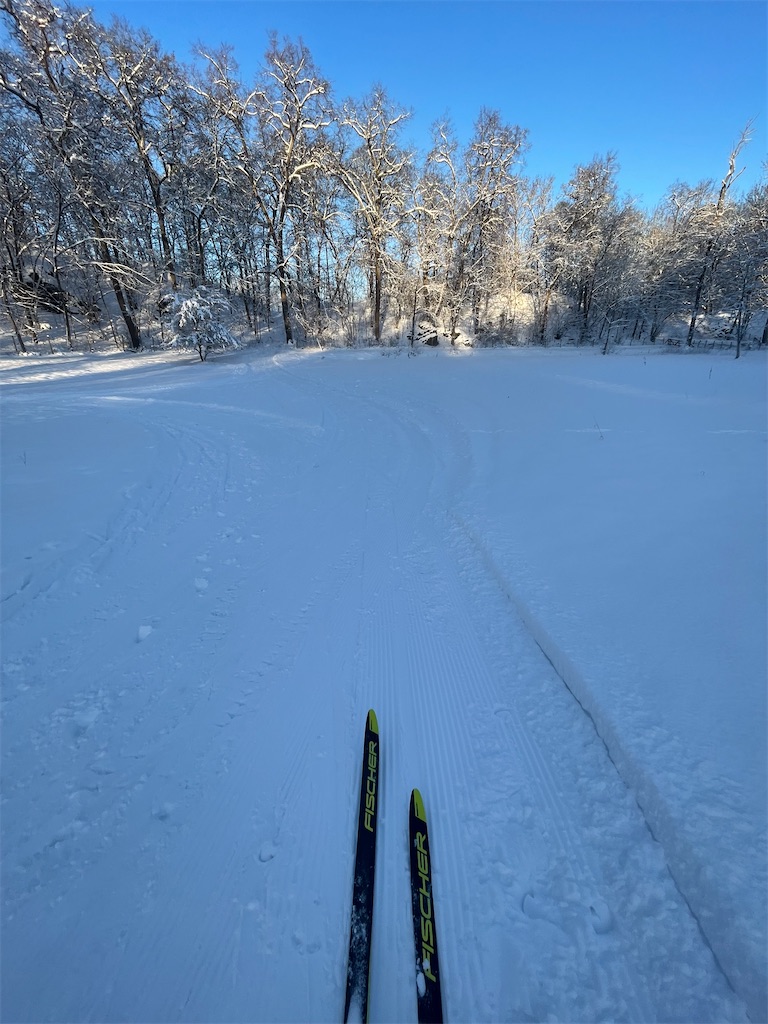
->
271;351;744;1023
0;348;749;1023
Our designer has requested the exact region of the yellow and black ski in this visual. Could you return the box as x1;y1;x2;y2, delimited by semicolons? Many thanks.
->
409;788;444;1023
344;710;380;1023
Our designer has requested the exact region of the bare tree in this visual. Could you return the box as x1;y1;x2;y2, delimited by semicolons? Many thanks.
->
1;0;145;348
415;112;527;344
543;154;640;344
685;123;753;347
461;110;528;337
721;175;768;357
334;86;412;343
416;121;468;340
253;37;331;344
68;17;184;290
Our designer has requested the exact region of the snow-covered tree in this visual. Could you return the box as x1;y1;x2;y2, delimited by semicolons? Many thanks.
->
1;0;762;357
460;110;528;336
334;87;412;343
415;112;528;343
416;120;467;339
165;285;238;361
542;154;641;344
0;0;149;349
682;124;754;348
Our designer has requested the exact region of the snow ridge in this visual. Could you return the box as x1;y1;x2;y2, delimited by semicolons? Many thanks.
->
455;513;765;1022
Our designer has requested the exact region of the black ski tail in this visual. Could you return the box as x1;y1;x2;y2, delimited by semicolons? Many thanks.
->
344;710;380;1023
409;788;444;1024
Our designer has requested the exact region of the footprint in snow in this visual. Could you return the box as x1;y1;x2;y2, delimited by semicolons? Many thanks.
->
588;898;614;934
194;577;209;593
152;802;174;822
70;707;100;740
258;841;277;863
522;890;614;935
521;891;564;927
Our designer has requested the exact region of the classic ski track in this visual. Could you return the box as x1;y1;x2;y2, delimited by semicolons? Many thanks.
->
342;374;684;1022
400;395;667;1021
336;382;562;1016
450;507;753;1019
274;357;655;1020
272;357;452;1021
351;443;427;1022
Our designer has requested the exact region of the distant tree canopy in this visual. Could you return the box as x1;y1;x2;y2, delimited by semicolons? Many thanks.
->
1;0;765;356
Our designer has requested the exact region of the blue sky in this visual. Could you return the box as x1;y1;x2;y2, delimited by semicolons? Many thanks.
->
85;1;766;210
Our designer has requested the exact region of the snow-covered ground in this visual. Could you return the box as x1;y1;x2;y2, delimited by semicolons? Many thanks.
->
1;343;765;1023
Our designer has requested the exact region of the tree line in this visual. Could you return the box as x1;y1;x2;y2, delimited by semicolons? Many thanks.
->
1;0;766;358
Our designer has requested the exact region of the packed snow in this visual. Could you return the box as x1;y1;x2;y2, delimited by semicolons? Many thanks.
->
1;343;766;1023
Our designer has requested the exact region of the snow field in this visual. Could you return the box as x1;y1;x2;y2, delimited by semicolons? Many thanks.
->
1;344;765;1022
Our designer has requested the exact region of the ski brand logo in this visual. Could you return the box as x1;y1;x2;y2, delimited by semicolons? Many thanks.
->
364;740;377;832
415;831;437;982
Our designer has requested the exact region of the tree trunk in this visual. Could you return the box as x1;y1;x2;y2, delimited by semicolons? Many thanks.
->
538;287;552;345
264;237;272;327
142;162;177;290
110;272;142;350
373;252;382;343
1;274;26;353
686;241;713;347
276;234;293;344
86;211;142;349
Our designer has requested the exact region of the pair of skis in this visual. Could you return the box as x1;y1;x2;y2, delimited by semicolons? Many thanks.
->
343;709;443;1024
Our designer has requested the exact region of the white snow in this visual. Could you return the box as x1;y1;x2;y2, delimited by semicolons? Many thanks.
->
1;344;765;1023
416;968;427;998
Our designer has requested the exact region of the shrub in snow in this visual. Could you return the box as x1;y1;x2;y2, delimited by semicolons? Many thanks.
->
165;287;239;361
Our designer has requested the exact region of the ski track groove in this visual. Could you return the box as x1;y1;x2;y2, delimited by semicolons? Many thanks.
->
376;395;501;1017
404;536;506;1016
355;512;411;1022
371;387;659;1021
333;377;527;1018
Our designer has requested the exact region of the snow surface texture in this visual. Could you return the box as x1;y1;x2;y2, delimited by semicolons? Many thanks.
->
1;345;765;1023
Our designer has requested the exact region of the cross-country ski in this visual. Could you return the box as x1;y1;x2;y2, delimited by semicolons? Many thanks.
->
344;710;380;1023
409;788;444;1024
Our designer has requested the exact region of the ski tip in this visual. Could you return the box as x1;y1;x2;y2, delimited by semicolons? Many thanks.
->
366;708;379;735
411;788;426;822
